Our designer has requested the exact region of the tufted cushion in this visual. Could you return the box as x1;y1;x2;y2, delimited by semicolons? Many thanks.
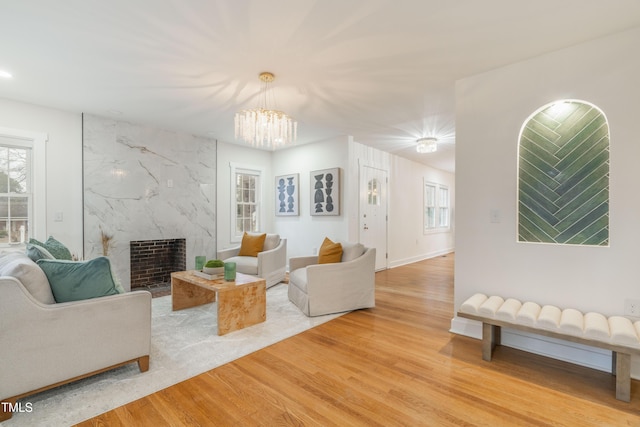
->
318;237;342;264
238;232;266;257
478;296;504;318
0;251;55;304
37;257;124;303
496;298;522;322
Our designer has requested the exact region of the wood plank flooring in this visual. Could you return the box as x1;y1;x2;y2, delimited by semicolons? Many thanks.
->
77;254;640;426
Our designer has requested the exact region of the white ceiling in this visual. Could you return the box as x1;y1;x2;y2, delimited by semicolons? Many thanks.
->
2;1;640;173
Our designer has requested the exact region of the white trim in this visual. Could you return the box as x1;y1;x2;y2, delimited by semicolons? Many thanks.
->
0;126;48;242
388;249;454;269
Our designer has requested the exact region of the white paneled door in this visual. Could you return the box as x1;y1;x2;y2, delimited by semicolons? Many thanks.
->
359;165;388;271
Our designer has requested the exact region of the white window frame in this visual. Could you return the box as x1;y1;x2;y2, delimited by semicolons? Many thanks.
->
0;127;47;247
229;162;264;243
424;179;450;233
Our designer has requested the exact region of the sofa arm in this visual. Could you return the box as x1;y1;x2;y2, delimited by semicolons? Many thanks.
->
257;238;286;274
256;239;287;287
0;277;151;401
289;255;319;272
217;246;240;260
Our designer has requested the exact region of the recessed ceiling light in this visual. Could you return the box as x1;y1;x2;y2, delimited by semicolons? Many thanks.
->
0;70;13;79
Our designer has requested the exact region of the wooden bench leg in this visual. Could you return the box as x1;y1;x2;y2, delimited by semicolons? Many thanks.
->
613;351;631;402
482;323;501;361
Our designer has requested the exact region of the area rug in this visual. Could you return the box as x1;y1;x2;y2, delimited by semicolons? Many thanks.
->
4;283;343;426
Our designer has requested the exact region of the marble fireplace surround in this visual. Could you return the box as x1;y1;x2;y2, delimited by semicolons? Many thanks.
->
82;114;217;291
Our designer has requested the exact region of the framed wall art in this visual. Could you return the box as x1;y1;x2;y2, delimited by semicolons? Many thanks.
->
275;173;299;216
310;167;340;216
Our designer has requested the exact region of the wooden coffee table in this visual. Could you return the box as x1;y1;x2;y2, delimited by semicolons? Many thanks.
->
170;271;266;335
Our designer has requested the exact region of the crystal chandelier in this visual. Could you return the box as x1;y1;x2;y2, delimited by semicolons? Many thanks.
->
416;137;438;153
235;72;297;149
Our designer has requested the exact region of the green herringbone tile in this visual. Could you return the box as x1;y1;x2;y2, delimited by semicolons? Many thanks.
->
518;101;609;246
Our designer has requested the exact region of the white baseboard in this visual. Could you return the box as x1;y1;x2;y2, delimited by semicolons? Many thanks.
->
389;248;454;269
450;316;640;379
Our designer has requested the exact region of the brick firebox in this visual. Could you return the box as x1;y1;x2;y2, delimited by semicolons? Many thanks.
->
130;239;186;289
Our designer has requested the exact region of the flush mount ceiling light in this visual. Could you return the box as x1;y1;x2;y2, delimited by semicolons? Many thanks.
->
0;70;13;79
416;137;438;153
234;72;297;149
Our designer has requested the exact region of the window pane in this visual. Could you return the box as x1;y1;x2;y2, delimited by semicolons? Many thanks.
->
0;196;7;217
439;207;449;228
439;187;449;207
9;219;28;243
425;184;436;206
9;148;28;193
0;219;8;243
10;196;28;217
429;207;436;228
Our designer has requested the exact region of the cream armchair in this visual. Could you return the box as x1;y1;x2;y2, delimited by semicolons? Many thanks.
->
217;233;287;288
288;243;376;316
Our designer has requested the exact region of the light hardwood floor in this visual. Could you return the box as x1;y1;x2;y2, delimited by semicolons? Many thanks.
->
78;254;640;426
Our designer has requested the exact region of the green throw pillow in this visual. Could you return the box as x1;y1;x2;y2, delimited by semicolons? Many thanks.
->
37;257;124;303
29;236;73;260
26;243;55;262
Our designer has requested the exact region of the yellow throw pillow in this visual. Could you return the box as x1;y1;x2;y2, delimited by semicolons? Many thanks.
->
238;232;267;257
318;237;343;264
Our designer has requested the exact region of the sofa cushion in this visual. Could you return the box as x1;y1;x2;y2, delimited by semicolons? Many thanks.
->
263;233;280;252
318;237;342;264
340;241;365;262
224;255;259;275
29;236;73;260
238;232;266;257
26;242;55;262
0;251;56;304
37;256;124;303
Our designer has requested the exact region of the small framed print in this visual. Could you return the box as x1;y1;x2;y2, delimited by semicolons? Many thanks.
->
310;167;340;216
275;173;299;216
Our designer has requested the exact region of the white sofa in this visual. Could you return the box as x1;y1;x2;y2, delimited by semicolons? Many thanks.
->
288;243;376;316
218;233;287;288
0;252;151;421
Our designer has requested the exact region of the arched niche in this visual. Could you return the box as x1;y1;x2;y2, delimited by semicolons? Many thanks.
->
517;100;609;246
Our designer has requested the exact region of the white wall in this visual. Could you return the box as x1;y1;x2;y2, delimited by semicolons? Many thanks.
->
0;98;83;255
272;136;351;260
453;27;640;375
389;155;455;267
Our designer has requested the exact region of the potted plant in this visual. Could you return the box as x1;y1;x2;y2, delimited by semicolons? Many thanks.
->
203;259;224;275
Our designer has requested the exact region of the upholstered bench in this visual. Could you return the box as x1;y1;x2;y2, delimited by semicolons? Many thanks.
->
458;293;640;402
